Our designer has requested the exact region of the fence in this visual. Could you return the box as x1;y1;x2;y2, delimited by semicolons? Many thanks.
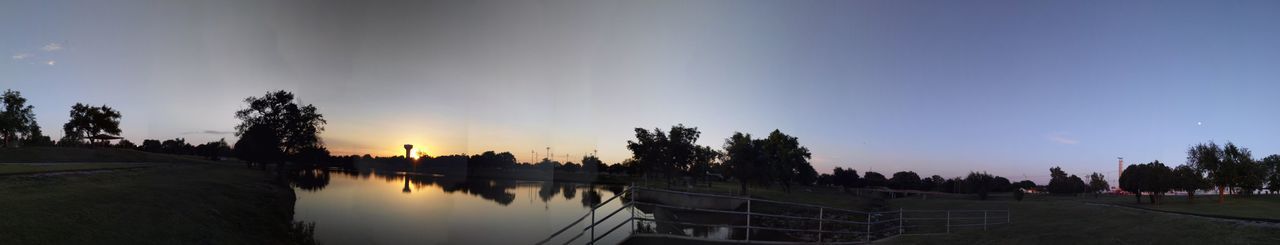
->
537;186;1011;244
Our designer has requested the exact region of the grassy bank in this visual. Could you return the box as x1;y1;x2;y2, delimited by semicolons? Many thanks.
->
883;194;1280;244
0;147;300;244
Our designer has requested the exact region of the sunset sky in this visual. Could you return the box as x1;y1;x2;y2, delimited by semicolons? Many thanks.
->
5;0;1280;183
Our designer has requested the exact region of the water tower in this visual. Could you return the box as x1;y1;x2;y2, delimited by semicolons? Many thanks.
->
404;144;414;159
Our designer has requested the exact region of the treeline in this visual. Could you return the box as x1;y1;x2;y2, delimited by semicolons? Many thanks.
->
814;168;1030;200
1120;141;1280;204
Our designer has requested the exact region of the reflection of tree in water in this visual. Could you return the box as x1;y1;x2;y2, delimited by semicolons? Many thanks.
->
562;183;577;200
289;169;332;191
434;178;519;205
538;181;561;203
580;187;601;208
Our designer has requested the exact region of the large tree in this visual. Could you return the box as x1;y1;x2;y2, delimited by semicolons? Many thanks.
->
863;171;887;187
722;132;763;195
61;103;122;145
1187;142;1229;203
1087;172;1109;197
1221;143;1252;196
1263;155;1280;195
1;90;37;147
1172;164;1210;203
234;124;284;169
889;171;923;191
234;90;327;156
760;129;812;193
832;167;861;191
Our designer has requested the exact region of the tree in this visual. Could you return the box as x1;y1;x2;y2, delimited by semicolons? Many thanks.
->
889;171;922;191
1263;155;1280;195
1120;163;1144;203
1;90;37;147
966;172;995;200
234;124;284;169
21;123;53;146
627;127;668;181
863;171;887;187
1188;142;1229;203
61;103;122;145
723;132;763;195
923;175;945;192
196;138;232;160
116;139;137;149
831;167;861;191
1235;159;1266;196
234;90;327;156
1172;164;1209;203
1087;172;1109;197
1120;161;1174;204
760;129;813;193
1047;166;1085;194
1144;162;1174;204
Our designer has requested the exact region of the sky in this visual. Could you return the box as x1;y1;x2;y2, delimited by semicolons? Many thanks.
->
4;0;1280;184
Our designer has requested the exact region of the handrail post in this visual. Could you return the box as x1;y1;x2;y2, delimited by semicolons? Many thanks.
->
864;212;871;243
629;186;636;234
817;207;824;244
983;210;988;231
590;198;597;245
945;211;950;234
898;208;903;235
746;199;752;243
1006;210;1011;224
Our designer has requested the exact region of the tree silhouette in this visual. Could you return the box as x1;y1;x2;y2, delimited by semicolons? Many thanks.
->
627;127;669;181
61;103;122;145
1087;172;1109;197
760;129;812;193
831;167;861;191
965;172;995;200
234;90;326;156
1262;155;1280;195
234;124;284;170
1;90;37;147
1188;142;1229;203
1221;143;1253;196
889;171;922;191
1172;164;1209;202
862;171;887;187
723;132;763;195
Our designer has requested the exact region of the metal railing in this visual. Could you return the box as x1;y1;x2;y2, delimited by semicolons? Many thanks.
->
538;186;1011;244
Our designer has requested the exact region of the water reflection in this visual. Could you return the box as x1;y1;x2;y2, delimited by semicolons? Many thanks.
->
290;169;631;244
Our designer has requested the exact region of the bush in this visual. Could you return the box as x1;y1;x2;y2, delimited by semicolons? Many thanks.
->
1014;189;1025;201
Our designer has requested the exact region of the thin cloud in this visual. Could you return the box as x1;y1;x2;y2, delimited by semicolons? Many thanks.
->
1046;132;1079;145
11;53;31;60
41;43;63;51
182;130;235;135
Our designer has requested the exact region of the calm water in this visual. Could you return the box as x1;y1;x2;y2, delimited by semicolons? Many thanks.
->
291;170;631;245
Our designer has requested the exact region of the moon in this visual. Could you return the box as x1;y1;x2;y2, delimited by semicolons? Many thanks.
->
1197;122;1203;126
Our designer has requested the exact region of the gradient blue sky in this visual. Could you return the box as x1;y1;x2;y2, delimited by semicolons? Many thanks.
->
4;0;1280;184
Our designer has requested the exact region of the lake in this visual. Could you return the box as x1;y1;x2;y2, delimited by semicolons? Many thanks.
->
290;170;633;244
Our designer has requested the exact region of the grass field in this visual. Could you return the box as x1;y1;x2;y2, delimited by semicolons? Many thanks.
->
1096;194;1280;220
883;194;1280;244
0;162;157;175
0;147;300;244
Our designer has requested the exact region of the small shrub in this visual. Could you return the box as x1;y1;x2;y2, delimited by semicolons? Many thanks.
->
1014;189;1025;201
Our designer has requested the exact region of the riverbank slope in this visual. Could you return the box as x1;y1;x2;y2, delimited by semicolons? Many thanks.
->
0;147;301;244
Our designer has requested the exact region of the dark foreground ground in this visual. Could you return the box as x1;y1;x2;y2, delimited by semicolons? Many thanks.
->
0;147;300;244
